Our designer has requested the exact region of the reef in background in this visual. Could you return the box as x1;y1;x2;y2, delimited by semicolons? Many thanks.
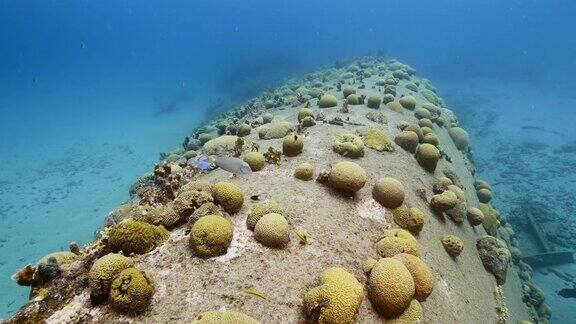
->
7;57;548;323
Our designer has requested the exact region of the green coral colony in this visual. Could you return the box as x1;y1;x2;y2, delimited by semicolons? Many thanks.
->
9;57;546;323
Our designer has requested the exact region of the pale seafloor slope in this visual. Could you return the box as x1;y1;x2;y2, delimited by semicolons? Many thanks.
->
7;57;549;323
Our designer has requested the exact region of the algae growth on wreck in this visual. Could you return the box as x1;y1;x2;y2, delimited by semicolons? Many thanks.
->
1;1;576;323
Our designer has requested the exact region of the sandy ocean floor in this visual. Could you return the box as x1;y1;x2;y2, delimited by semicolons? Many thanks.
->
0;90;208;318
437;77;576;323
7;58;543;323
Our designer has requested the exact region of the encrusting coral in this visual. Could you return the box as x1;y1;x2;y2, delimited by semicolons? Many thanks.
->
107;219;169;256
109;267;154;314
211;181;244;214
303;267;364;324
333;133;365;158
192;310;259;324
189;214;233;258
476;235;511;285
362;129;393;151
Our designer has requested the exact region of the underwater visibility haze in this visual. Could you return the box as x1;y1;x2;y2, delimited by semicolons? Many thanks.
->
1;0;575;322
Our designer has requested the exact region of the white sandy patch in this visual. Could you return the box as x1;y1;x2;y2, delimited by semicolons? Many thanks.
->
215;217;261;263
356;197;388;225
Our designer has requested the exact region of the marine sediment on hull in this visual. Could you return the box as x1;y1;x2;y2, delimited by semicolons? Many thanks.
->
8;56;547;323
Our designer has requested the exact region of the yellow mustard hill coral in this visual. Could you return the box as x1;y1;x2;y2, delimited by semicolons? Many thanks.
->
333;133;365;158
303;267;364;324
467;207;485;226
258;121;294;140
392;205;425;234
254;213;291;248
282;133;304;157
342;86;356;98
107;219;169;256
298;107;314;122
416;143;441;172
430;190;458;213
387;299;423;323
448;127;470;151
399;95;416;110
329;161;367;194
189;214;233;258
376;229;421;257
89;253;135;304
368;258;415;318
243;151;266;171
212;181;244;214
394;130;419;153
192;310;259;324
393;253;433;302
363;129;393;152
37;251;76;270
478;203;500;237
294;162;314;181
109;267;154;314
366;95;382;109
441;235;464;256
202;135;239;156
247;200;283;230
318;94;338;108
372;177;405;209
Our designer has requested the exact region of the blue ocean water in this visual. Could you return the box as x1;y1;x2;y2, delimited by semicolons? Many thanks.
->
1;0;575;320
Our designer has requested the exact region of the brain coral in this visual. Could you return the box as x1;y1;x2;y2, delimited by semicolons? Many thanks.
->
363;129;393;151
254;213;291;248
282;133;304;157
478;203;500;237
262;112;274;124
89;253;135;304
372;177;405;209
399;95;416;110
109;267;154;314
423;132;439;146
107;219;169;255
414;107;432;119
192;310;259;324
303;267;364;324
243;151;266;171
467;207;485;226
298;107;314;122
202;135;239;156
237;123;252;137
173;190;214;219
318;94;338;108
376;229;421;257
247;200;283;230
392;205;425;234
212;181;244;214
387;299;423;323
394;131;419;153
294;162;314;181
366;95;382;109
342;86;356;98
476;235;511;285
258;121;294;140
393;253;433;301
477;188;493;203
346;94;360;105
415;143;441;172
333;133;365;158
430;190;458;212
189;214;233;258
448;127;470;151
445;185;467;223
404;124;423;142
441;235;464;256
387;100;404;113
368;258;415;318
37;251;76;270
329;161;367;193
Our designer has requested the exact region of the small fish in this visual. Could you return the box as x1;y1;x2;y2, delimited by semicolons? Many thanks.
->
214;156;252;175
293;228;308;245
245;289;267;300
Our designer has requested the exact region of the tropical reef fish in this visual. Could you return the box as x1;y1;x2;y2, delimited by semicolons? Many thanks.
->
191;155;252;175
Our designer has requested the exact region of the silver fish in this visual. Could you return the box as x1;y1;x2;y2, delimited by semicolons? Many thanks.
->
214;156;252;175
